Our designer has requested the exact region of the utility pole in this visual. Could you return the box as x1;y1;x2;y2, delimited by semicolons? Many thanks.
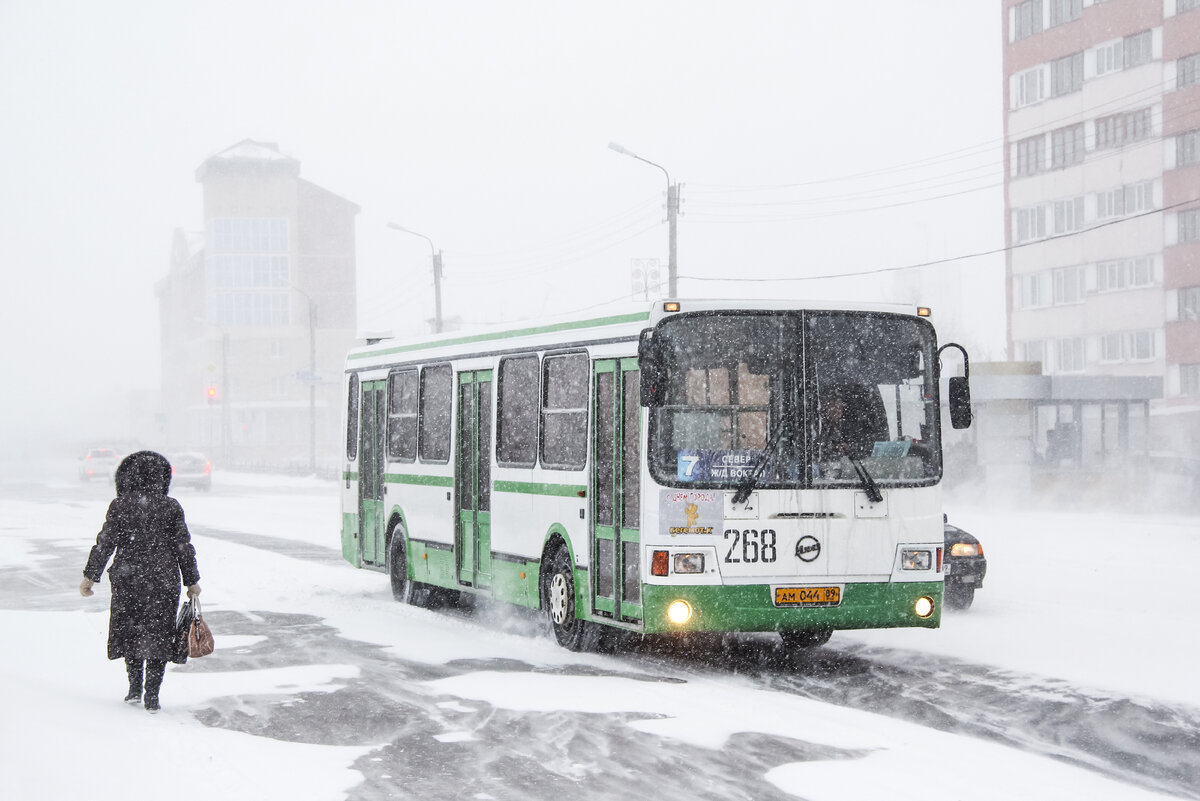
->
609;142;679;297
307;298;317;474
388;223;444;333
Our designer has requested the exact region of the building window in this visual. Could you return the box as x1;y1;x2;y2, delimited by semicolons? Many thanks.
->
1049;0;1081;27
1051;124;1085;168
1015;135;1045;176
1178;130;1200;167
1017;340;1046;365
540;353;588;470
1056;338;1086;373
1015;273;1050;309
386;369;418;462
1052;266;1085;304
1123;30;1153;69
418;365;452;463
1097;257;1155;292
1181;209;1200;243
1096;40;1123;76
496;355;539;467
1013;205;1047;243
210;218;289;253
1182;364;1200;396
1095;107;1152;150
1013;0;1044;40
1179;53;1200;88
1101;331;1154;362
214;292;289;327
1053;196;1085;234
1181;0;1200;14
1013;66;1046;108
1052;52;1084;96
1097;181;1155;220
1180;286;1200;321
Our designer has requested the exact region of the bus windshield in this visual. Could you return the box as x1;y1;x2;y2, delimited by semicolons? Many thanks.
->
647;311;942;491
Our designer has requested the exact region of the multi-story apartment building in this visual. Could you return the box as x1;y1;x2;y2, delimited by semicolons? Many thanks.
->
1003;0;1200;451
156;140;359;472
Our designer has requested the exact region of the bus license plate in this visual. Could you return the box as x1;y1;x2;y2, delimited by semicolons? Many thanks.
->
774;586;841;607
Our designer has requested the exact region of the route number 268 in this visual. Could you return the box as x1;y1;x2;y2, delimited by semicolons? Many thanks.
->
723;528;777;563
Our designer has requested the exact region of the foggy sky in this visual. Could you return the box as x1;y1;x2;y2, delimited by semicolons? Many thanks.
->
0;1;1003;450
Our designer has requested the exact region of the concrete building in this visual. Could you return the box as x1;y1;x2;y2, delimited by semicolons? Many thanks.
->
156;140;359;473
1002;0;1200;456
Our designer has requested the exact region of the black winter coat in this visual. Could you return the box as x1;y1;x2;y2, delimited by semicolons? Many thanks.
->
83;451;201;661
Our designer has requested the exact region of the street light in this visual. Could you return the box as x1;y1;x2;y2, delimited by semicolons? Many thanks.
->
387;222;444;333
608;142;679;297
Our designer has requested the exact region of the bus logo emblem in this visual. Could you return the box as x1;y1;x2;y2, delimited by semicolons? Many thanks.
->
796;536;821;562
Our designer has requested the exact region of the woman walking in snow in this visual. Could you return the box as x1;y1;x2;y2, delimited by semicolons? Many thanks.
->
80;451;201;712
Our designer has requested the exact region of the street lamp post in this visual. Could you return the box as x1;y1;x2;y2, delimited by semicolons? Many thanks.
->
608;142;679;297
387;223;444;333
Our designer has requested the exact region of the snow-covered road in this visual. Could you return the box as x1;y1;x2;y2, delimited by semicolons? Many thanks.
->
1;466;1196;800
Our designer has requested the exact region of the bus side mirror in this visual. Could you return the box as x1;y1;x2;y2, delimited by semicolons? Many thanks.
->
638;329;666;407
948;376;973;429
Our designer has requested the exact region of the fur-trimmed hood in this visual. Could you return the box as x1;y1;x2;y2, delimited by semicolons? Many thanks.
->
114;451;172;496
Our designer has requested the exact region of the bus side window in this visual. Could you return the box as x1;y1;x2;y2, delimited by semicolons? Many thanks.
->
346;374;360;460
387;369;418;462
541;353;588;469
497;355;539;468
419;365;453;463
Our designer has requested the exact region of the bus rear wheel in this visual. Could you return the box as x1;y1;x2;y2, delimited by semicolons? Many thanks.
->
542;545;598;651
780;628;832;649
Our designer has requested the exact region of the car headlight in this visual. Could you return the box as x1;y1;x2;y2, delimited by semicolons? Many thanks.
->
949;542;980;557
901;549;932;570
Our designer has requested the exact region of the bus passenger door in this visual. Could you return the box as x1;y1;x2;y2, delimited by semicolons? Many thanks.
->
592;359;642;623
456;370;493;589
358;380;388;566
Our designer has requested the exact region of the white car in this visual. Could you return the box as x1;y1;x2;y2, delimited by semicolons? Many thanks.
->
78;448;119;481
170;452;213;491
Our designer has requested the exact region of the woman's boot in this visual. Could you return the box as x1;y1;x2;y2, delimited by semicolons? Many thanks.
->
124;658;143;704
143;660;166;712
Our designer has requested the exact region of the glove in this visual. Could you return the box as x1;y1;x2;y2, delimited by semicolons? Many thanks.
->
186;583;201;600
79;577;95;597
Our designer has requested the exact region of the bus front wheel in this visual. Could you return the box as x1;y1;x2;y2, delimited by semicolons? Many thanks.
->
388;523;416;604
542;545;597;651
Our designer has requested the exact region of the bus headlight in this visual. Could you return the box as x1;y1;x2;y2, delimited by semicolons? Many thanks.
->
667;600;692;625
914;596;935;618
672;553;705;574
901;550;932;570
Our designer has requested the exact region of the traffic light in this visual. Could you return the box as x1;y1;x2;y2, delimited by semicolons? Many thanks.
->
206;385;218;404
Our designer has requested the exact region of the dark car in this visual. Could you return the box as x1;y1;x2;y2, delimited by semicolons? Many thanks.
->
170;452;212;491
943;515;986;609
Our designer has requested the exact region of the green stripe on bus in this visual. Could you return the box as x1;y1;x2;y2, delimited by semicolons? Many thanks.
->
493;480;586;498
348;311;650;360
384;473;455;487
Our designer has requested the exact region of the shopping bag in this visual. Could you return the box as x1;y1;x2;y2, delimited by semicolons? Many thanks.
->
173;599;196;664
188;599;215;658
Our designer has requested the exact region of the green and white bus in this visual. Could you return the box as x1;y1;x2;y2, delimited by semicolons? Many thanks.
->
340;299;973;651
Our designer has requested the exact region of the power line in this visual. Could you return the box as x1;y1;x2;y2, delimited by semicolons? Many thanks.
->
678;197;1200;284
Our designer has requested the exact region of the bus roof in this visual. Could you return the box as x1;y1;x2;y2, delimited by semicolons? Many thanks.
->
346;298;928;369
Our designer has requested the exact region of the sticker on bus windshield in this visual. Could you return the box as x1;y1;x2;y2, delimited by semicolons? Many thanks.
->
677;450;768;482
660;490;722;536
871;440;911;458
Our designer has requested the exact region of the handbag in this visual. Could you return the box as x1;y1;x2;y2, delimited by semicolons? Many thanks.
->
173;599;196;664
188;598;215;658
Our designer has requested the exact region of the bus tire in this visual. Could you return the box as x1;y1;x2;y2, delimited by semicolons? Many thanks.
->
780;628;832;649
542;545;597;651
388;523;416;604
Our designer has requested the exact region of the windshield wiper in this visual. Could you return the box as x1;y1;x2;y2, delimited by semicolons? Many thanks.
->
849;457;883;504
732;418;789;505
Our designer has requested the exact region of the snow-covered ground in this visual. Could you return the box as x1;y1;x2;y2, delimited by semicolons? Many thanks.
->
1;467;1195;800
